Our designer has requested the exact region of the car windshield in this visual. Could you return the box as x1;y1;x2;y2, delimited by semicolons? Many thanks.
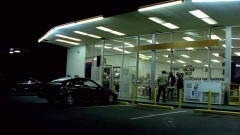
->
51;77;71;83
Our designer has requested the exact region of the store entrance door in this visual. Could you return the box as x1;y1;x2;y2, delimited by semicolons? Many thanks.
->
101;66;112;89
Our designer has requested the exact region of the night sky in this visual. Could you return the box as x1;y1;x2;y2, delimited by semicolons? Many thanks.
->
1;0;164;82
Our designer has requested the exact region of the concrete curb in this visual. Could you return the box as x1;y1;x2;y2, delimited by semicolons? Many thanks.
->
194;109;240;116
137;103;174;110
116;101;129;105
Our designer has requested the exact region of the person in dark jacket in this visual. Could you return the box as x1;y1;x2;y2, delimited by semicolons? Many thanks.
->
167;72;176;100
176;72;183;102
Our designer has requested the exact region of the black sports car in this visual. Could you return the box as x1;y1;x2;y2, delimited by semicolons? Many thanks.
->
38;77;117;105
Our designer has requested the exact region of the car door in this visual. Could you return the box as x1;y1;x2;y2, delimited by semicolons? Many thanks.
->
69;78;88;101
83;79;102;101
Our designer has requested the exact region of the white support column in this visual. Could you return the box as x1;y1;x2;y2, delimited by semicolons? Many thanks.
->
150;34;156;100
225;26;232;84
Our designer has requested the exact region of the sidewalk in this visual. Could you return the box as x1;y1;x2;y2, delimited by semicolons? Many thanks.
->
117;96;240;112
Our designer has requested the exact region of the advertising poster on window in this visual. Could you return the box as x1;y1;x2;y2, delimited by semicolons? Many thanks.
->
184;81;201;102
91;66;101;85
119;67;132;97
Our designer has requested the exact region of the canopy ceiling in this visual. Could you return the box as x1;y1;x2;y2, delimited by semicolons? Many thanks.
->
39;0;240;48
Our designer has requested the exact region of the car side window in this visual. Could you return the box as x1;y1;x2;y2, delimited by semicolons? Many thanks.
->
83;80;98;88
72;79;84;87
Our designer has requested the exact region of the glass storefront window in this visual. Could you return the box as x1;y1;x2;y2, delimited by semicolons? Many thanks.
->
123;37;137;66
156;32;172;44
104;39;123;55
139;34;152;45
85;44;93;58
173;29;209;42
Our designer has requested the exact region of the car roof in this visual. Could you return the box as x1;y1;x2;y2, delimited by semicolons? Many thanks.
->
50;77;89;83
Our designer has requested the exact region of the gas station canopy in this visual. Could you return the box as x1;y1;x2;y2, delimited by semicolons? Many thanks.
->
38;0;240;48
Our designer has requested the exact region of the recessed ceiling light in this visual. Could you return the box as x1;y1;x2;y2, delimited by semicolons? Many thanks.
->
235;52;240;56
55;34;81;41
189;10;218;25
211;59;220;63
181;54;190;58
55;39;80;45
149;17;179;29
202;17;218;25
183;37;195;41
96;26;125;36
193;60;202;63
186;47;194;50
74;31;102;39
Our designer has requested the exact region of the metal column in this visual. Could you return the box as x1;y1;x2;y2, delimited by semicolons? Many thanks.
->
225;26;232;84
150;34;156;100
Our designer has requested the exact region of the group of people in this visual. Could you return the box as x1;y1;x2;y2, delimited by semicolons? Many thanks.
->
156;71;183;103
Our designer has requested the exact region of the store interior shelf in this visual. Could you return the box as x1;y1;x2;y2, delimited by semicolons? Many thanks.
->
228;84;240;106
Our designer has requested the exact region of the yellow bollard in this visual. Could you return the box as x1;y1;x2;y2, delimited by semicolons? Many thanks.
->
208;91;211;110
132;85;135;104
178;89;182;109
154;88;157;105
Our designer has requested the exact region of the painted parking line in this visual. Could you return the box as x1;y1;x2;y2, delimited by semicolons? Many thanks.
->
130;110;189;120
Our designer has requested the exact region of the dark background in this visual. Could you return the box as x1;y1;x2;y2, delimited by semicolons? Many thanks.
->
0;0;164;83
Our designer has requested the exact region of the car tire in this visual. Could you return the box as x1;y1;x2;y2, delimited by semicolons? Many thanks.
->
9;87;16;96
107;95;114;104
66;95;74;105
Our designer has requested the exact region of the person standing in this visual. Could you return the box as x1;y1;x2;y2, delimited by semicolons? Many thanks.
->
167;72;176;101
176;72;184;102
157;71;168;103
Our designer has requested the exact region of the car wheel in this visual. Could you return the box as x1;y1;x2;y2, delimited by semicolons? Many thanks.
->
107;95;114;103
66;95;74;105
9;87;16;96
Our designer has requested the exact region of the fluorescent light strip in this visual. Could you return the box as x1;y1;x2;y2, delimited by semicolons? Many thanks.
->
186;47;194;50
74;31;102;39
14;50;21;53
189;10;209;19
193;60;202;63
104;46;112;49
138;0;183;12
167;60;175;63
161;23;179;29
181;54;189;58
193;0;240;2
75;16;103;25
189;10;218;25
163;55;168;58
211;35;222;40
211;59;220;63
177;60;186;63
183;37;195;41
149;17;166;24
124;42;134;47
113;47;131;53
235;52;240;56
55;39;80;45
55;34;81;41
202;17;218;25
212;53;219;57
149;17;179;29
96;26;125;36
